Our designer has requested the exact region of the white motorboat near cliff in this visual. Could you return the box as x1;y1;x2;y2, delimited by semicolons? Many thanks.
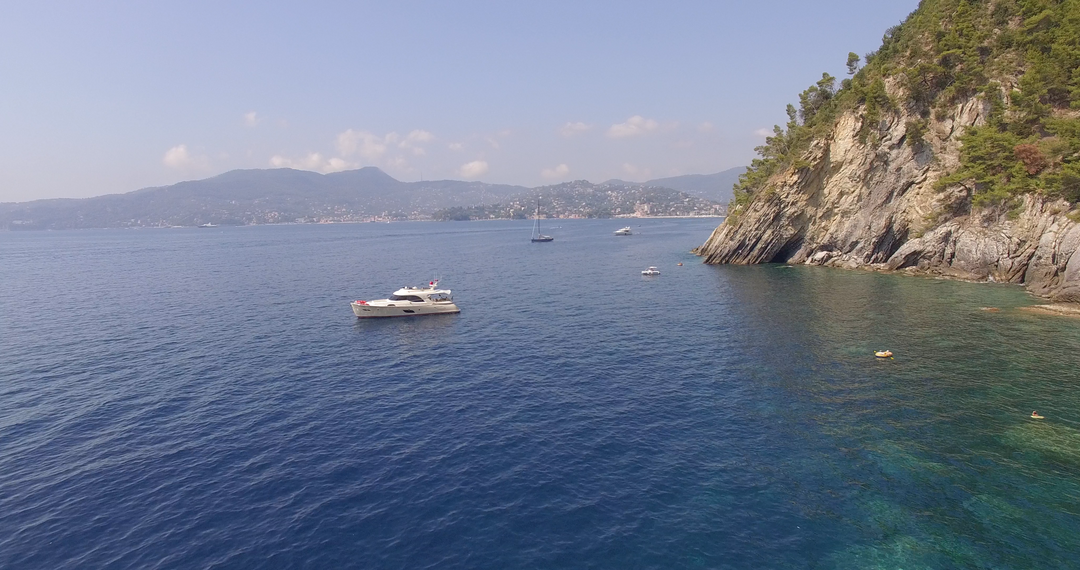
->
614;227;632;236
351;280;460;318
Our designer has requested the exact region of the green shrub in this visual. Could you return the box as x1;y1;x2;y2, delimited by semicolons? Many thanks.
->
906;119;929;147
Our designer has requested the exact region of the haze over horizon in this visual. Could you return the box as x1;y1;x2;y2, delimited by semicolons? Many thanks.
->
1;1;919;203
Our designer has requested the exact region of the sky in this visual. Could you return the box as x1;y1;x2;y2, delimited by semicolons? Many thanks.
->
0;1;920;202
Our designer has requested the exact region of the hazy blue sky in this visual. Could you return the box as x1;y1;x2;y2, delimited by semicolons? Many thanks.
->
1;1;920;202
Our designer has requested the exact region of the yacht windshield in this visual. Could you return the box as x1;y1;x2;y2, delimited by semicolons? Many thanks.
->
389;295;425;302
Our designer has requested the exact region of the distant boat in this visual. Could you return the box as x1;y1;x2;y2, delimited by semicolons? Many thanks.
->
198;223;217;228
531;199;554;242
614;227;632;236
641;266;660;276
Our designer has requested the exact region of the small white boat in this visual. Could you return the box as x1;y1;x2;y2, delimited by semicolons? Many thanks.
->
641;266;660;276
614;227;632;236
351;280;460;318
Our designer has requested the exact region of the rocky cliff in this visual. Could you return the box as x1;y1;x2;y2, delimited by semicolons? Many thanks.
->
696;0;1080;302
696;92;1080;301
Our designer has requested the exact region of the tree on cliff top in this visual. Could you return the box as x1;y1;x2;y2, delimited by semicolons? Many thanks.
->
846;52;861;76
731;0;1080;214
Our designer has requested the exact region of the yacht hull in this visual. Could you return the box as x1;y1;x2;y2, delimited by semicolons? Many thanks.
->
351;302;460;318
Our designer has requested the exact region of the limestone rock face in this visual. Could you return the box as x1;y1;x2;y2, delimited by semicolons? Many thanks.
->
695;95;1080;302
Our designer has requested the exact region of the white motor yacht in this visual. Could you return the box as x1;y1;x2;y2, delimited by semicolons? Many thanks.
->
614;227;632;236
641;266;661;276
351;280;460;318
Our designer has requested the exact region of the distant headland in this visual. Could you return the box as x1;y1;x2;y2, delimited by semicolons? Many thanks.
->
0;167;739;230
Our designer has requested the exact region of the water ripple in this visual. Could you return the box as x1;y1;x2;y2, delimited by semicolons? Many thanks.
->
1;221;1079;568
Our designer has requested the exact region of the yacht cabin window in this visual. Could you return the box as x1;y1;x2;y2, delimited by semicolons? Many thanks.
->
389;295;425;302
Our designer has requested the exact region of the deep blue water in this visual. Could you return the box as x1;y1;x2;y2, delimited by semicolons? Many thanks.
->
2;219;1080;569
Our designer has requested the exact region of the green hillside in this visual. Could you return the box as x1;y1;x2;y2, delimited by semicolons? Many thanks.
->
735;0;1080;210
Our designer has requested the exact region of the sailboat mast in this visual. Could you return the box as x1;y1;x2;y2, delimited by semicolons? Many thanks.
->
529;196;554;241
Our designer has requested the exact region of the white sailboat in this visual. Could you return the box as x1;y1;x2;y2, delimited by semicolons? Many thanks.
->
531;198;553;242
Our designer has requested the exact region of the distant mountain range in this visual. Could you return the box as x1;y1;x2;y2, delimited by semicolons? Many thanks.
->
0;167;740;230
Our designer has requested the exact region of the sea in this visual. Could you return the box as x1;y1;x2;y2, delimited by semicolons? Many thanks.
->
2;218;1079;569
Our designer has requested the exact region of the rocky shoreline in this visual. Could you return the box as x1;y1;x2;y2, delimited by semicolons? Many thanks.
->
694;91;1080;304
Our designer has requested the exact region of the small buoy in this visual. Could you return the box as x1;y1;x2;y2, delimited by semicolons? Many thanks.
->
1031;411;1044;419
677;262;683;266
875;350;893;358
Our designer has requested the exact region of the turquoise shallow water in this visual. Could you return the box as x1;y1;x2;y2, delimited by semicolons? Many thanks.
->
720;263;1080;567
1;219;1078;568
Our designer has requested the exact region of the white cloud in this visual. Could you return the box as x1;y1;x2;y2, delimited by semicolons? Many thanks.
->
405;129;434;144
607;115;659;138
398;129;435;156
163;145;190;168
163;144;209;169
244;111;261;127
560;122;592;137
541;164;570;179
336;129;400;161
325;157;349;171
328;128;432;169
754;128;772;137
485;129;512;149
448;142;464;151
698;121;714;133
269;152;352;173
385;156;409;170
458;160;489;179
622;162;651;179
